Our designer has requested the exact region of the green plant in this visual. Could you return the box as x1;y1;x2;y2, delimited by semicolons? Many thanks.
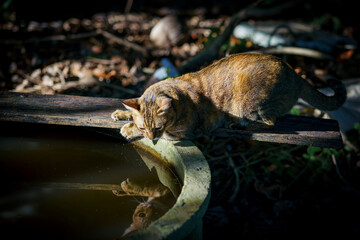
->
0;0;13;20
290;107;300;116
302;146;340;183
354;122;360;131
312;14;342;32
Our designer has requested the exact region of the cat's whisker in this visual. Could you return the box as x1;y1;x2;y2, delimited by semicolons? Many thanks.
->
132;196;141;204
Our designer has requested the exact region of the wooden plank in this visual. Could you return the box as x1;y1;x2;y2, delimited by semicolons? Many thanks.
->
0;91;127;129
0;91;343;148
15;182;142;196
211;115;342;148
17;182;123;191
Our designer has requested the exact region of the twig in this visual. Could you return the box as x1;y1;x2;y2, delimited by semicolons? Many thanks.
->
238;157;265;171
0;31;99;44
226;151;241;202
178;0;301;74
40;31;100;42
124;0;133;14
97;82;140;96
97;29;148;56
331;154;350;186
342;134;359;152
87;57;123;65
202;136;216;155
331;154;360;196
286;164;308;189
208;151;244;161
2;27;146;59
252;46;334;60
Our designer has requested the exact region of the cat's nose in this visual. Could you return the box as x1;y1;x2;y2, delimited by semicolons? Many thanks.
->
146;130;154;140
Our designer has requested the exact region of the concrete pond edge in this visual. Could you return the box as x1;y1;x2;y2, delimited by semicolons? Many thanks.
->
130;138;211;240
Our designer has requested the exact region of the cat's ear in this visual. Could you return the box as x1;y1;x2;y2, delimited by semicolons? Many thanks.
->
157;97;172;116
122;98;140;112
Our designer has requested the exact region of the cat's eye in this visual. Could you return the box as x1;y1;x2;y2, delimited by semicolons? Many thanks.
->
155;126;162;130
139;127;145;131
138;212;146;218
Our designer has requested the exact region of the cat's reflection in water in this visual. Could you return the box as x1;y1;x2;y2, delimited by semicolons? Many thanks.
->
113;178;176;239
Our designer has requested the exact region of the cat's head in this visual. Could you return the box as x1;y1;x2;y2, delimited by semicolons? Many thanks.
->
121;201;165;238
121;96;174;140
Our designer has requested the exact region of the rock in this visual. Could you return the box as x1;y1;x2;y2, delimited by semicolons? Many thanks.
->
150;15;186;48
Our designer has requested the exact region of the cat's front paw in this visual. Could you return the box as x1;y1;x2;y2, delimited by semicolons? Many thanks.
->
121;122;143;140
111;109;132;121
112;179;139;196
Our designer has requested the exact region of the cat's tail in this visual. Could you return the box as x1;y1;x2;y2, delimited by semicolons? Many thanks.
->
300;78;347;111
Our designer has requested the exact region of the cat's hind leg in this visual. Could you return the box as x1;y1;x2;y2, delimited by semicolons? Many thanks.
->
243;110;276;130
258;110;276;127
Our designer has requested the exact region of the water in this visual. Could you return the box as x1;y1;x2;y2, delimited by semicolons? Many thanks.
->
0;122;181;239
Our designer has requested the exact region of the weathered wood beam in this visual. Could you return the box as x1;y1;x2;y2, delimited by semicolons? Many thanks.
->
0;91;343;148
211;114;342;148
0;91;127;129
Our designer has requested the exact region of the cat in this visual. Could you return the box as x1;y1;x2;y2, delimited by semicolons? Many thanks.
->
114;178;175;239
111;53;346;141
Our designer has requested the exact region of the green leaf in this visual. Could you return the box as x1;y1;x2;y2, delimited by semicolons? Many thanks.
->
290;107;300;116
354;122;360;131
344;145;352;152
221;43;229;51
322;160;332;171
307;146;322;155
1;0;13;10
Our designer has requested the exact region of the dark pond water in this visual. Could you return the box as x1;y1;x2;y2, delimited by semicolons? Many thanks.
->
0;123;180;239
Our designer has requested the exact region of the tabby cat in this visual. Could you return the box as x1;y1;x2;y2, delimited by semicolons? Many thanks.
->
112;53;346;140
115;178;175;239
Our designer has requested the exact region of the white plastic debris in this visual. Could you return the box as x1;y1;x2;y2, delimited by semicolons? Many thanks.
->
233;21;357;53
327;80;360;132
233;23;288;47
